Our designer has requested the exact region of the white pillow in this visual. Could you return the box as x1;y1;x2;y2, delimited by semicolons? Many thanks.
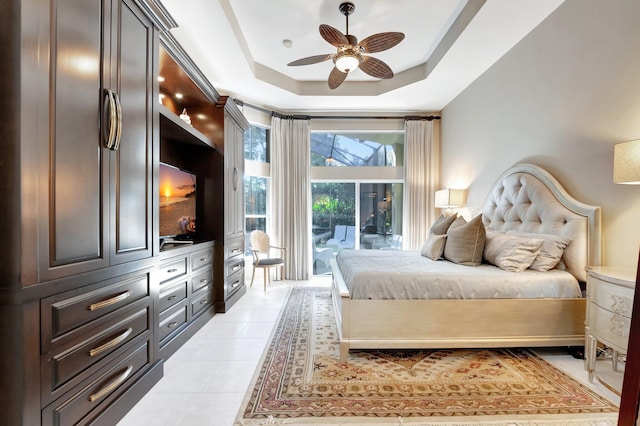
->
420;233;447;260
483;231;544;272
506;230;572;271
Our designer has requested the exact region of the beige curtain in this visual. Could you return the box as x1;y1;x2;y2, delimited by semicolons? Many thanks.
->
403;118;440;250
269;115;311;279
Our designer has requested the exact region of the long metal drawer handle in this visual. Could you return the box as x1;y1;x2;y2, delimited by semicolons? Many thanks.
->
167;268;178;273
167;295;177;301
200;278;207;283
199;300;207;305
232;280;240;288
199;257;207;262
232;264;241;271
102;89;117;149
88;291;131;311
231;248;241;254
167;322;178;328
89;365;133;402
89;328;133;357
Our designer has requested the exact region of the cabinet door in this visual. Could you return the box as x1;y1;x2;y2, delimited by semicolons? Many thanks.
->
39;0;109;281
224;113;242;239
39;0;156;280
107;0;156;264
233;121;246;237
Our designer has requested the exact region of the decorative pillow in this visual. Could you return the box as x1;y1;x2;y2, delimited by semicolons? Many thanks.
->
483;231;544;272
443;215;486;266
420;233;447;260
506;230;572;271
430;213;457;235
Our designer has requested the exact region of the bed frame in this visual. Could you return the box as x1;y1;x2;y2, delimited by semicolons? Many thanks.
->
331;163;601;362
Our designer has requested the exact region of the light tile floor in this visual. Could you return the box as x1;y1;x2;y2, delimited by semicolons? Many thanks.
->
118;275;621;426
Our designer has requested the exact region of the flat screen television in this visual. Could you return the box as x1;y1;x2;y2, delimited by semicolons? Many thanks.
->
159;162;197;244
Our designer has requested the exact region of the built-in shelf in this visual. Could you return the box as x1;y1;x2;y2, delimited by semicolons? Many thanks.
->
159;104;215;149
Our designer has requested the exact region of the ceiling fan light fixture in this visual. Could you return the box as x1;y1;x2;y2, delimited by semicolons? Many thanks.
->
335;52;361;73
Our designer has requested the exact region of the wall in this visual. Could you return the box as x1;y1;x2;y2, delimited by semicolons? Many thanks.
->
441;0;640;269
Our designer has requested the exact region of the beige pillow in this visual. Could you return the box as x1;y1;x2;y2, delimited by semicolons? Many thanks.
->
506;230;572;271
420;233;447;260
430;213;457;235
444;215;486;266
484;231;544;272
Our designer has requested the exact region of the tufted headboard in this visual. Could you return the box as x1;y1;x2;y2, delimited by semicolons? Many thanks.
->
481;164;601;282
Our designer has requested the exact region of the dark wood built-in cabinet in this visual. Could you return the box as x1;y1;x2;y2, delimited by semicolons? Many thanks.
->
158;36;250;314
158;241;215;359
0;0;248;424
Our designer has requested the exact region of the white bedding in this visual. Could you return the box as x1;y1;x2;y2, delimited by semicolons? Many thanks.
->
336;250;582;300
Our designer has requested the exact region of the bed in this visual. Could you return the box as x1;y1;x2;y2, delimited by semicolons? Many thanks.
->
331;163;601;362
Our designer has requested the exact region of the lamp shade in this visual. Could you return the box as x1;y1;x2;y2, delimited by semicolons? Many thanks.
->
614;140;640;184
434;189;466;208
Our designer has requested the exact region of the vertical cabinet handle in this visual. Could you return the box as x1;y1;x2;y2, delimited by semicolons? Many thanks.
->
103;89;117;149
103;89;122;151
112;92;123;151
232;167;239;191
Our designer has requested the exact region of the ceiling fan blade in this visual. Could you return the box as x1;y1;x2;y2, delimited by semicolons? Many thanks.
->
359;56;394;79
328;67;348;90
287;54;334;66
359;32;405;53
319;24;349;47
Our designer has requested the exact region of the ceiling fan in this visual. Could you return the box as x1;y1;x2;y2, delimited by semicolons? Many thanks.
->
287;2;405;90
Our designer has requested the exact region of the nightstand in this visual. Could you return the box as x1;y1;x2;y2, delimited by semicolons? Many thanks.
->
585;266;636;395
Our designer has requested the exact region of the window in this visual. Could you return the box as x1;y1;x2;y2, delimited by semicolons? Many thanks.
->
311;132;403;167
245;175;267;233
244;125;269;162
245;125;271;253
310;131;404;275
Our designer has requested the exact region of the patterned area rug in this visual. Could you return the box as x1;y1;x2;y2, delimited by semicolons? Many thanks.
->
236;286;618;425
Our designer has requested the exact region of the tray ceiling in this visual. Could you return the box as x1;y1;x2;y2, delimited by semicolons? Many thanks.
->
159;0;564;113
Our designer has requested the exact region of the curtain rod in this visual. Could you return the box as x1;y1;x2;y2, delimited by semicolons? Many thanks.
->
234;99;440;121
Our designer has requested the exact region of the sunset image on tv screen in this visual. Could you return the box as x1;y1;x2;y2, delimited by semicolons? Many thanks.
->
159;163;196;237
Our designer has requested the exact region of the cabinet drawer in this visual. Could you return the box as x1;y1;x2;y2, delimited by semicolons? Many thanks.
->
159;256;188;284
225;237;244;259
591;302;631;351
225;268;244;299
159;281;188;313
44;274;150;339
226;257;244;276
48;308;148;393
159;303;188;342
591;277;634;319
191;285;213;317
191;268;213;293
42;342;150;426
191;247;213;272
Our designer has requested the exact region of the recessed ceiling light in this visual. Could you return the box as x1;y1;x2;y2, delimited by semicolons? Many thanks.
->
158;76;165;82
282;39;293;48
175;93;183;99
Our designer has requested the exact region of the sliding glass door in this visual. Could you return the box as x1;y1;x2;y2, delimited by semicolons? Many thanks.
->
311;182;403;274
